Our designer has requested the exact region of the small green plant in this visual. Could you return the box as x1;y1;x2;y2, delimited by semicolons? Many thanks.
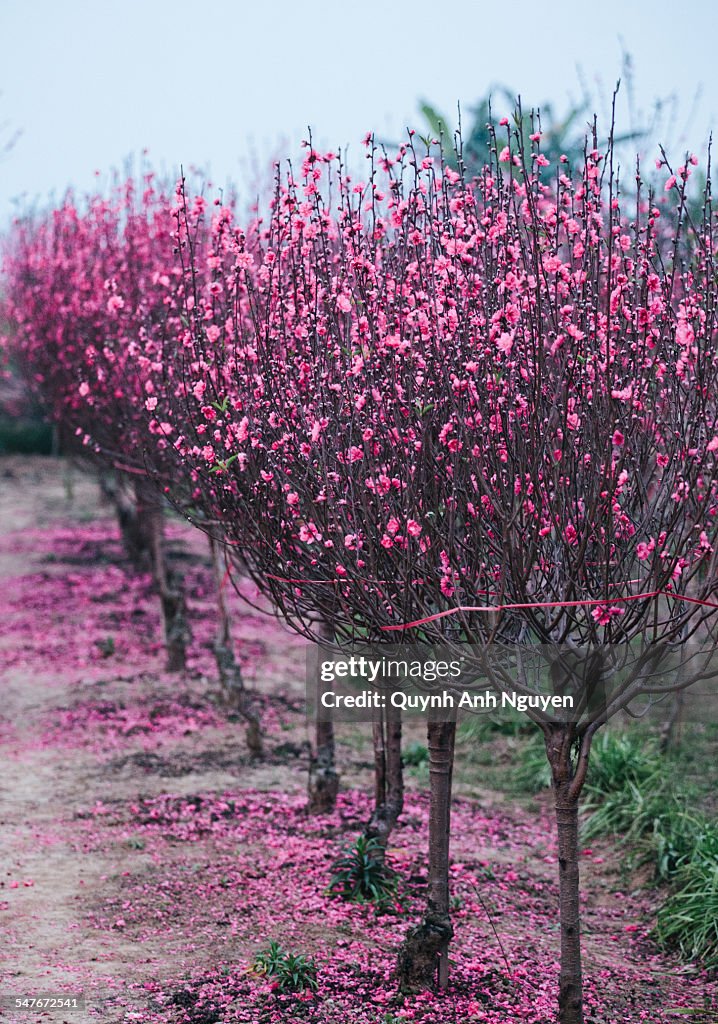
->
252;940;318;993
95;635;115;658
402;741;428;767
327;835;397;904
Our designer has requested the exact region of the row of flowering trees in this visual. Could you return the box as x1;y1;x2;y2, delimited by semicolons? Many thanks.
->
4;114;718;1024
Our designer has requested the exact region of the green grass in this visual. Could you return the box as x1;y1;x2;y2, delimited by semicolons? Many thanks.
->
654;853;718;968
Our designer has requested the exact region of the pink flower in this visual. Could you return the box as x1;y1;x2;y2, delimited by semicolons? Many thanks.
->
407;519;422;537
496;332;513;355
592;605;625;626
299;523;322;543
563;524;578;546
499;147;511;163
612;430;625;447
676;320;695;347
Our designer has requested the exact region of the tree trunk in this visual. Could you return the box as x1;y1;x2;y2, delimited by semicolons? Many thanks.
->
207;535;263;757
659;690;684;753
365;704;403;852
396;718;455;993
144;484;189;673
554;783;583;1024
307;622;339;814
98;472;154;570
545;726;585;1024
308;715;339;814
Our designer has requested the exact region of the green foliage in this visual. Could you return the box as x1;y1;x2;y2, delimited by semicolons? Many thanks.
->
654;853;718;968
402;741;428;766
581;732;679;846
578;729;718;968
327;835;397;905
587;731;660;792
252;940;318;993
458;709;532;740
419;90;594;173
0;417;53;454
512;729;553;794
95;636;116;658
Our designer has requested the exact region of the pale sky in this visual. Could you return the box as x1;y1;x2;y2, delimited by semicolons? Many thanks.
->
1;0;716;223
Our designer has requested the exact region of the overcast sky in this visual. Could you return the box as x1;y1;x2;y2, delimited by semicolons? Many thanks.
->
1;0;716;223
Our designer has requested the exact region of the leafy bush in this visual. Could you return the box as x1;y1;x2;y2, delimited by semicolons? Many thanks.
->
580;732;673;844
576;729;718;967
586;731;660;793
650;813;718;883
402;741;428;766
252;940;318;993
458;710;532;741
327;835;397;904
654;854;718;968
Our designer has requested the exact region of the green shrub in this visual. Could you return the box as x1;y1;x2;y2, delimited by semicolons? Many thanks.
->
402;741;428;766
580;732;674;845
252;940;318;992
327;835;397;904
586;731;660;793
458;710;531;741
654;855;718;968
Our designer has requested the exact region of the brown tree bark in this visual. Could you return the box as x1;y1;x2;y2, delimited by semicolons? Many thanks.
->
207;535;263;756
308;714;339;814
141;480;189;673
545;724;590;1024
98;472;154;570
396;718;455;993
364;703;404;853
307;621;339;814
